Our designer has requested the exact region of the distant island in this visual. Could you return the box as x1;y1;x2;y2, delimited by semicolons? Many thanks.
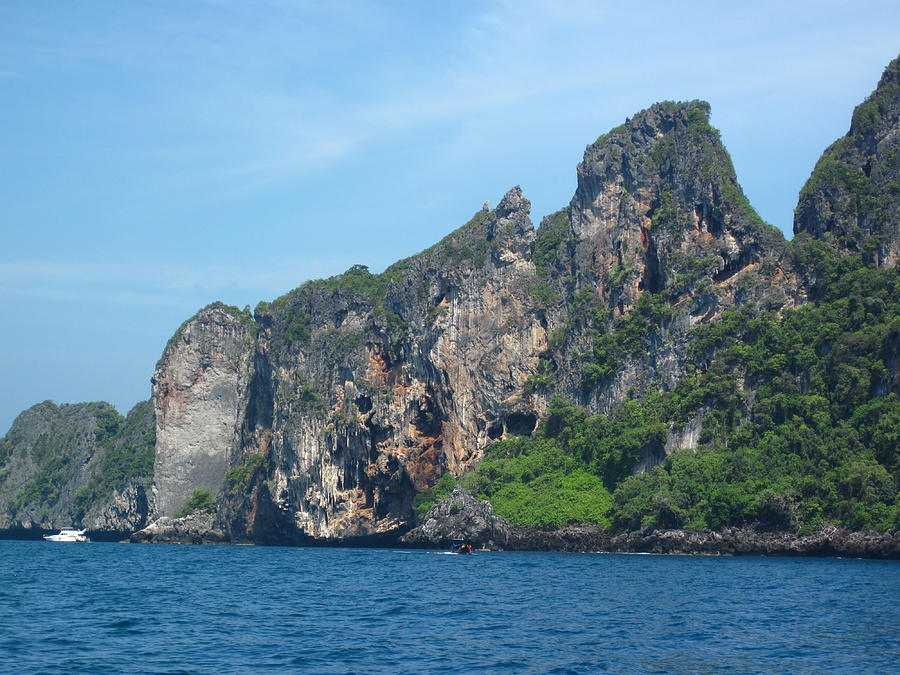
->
1;56;897;558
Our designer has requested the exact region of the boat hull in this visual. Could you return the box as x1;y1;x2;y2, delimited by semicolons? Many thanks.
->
43;529;89;543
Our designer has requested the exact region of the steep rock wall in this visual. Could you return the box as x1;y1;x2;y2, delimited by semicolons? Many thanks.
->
532;101;798;417
223;188;549;542
152;304;256;517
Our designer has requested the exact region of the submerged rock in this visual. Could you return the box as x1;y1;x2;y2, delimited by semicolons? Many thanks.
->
400;488;510;550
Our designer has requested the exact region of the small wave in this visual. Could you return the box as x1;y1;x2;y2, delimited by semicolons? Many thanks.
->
1;539;896;674
106;618;140;629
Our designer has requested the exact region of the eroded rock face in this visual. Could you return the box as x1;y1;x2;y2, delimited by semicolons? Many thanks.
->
228;188;548;542
795;56;900;269
571;100;791;311
152;304;256;517
82;482;152;534
400;487;510;549
553;100;799;414
153;105;805;545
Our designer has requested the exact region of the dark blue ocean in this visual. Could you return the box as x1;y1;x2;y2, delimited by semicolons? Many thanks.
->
0;542;898;674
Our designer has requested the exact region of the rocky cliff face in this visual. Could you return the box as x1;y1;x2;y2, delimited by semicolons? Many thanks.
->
151;303;257;517
539;100;798;415
217;188;550;543
570;101;793;312
0;400;154;534
150;100;809;545
794;55;899;269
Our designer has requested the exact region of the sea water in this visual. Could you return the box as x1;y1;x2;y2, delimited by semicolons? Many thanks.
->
0;541;897;674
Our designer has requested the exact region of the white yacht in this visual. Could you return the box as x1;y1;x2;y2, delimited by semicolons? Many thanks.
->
43;528;89;542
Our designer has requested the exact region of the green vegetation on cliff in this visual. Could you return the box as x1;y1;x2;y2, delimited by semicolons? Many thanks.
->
226;454;268;495
533;209;571;279
458;435;613;527
0;401;155;524
448;255;898;532
161;302;256;362
175;488;216;517
581;292;675;387
414;430;614;528
73;401;156;518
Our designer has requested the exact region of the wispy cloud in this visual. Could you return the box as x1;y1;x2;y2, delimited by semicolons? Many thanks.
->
6;0;895;209
0;256;357;308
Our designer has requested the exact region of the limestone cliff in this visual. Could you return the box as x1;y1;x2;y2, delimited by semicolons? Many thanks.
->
150;101;803;545
795;55;899;269
217;187;549;543
151;302;256;517
537;100;798;416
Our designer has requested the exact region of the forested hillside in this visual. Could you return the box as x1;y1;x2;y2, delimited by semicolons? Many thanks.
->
417;251;898;532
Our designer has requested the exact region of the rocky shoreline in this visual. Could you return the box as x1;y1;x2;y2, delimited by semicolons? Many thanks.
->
399;488;900;559
5;521;898;559
129;512;228;545
9;491;899;558
504;524;900;559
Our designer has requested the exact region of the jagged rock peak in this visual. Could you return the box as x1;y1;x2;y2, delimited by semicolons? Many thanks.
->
574;99;777;240
158;302;256;364
794;55;900;267
568;99;791;316
495;185;529;217
595;99;715;146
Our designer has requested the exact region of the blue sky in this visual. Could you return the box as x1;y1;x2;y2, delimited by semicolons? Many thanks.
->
1;1;898;434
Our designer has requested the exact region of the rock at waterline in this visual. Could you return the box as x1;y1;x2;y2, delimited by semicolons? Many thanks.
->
400;487;509;550
130;511;227;545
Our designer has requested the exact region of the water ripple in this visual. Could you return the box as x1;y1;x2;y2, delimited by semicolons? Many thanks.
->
0;543;898;673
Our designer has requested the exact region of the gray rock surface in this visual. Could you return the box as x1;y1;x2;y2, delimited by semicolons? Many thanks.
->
130;511;226;545
82;482;152;534
400;487;509;549
152;303;256;518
